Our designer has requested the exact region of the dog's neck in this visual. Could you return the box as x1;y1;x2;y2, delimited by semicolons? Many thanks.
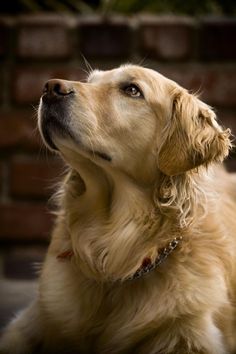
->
62;155;184;281
63;152;156;219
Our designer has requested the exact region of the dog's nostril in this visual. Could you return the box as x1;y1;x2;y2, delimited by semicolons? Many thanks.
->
43;79;74;97
54;83;63;95
43;82;49;94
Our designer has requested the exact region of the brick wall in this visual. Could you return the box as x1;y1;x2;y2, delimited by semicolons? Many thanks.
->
0;13;236;279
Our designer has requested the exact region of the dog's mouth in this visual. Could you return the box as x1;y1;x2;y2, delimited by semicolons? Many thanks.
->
39;104;112;163
41;118;69;151
39;104;73;151
90;150;112;162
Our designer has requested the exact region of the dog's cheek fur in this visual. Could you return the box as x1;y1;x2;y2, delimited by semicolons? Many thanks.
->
157;90;231;176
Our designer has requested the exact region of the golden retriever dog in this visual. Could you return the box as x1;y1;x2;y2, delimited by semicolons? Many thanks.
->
1;64;236;354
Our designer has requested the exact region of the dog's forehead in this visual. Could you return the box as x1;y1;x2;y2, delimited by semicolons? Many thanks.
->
87;66;178;97
88;66;156;85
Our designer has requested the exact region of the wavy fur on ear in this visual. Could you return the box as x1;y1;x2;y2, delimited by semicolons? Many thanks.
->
153;171;207;228
157;89;231;176
155;90;232;227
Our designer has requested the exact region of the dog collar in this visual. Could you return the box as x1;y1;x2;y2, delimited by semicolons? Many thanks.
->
57;236;183;281
124;236;183;281
57;249;74;260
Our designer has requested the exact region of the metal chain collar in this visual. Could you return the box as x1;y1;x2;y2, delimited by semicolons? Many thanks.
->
124;236;183;281
57;237;183;283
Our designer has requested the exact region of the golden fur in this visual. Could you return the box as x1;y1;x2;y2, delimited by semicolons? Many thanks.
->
1;65;236;354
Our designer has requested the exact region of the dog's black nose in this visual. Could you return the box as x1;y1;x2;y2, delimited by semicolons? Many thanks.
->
43;79;74;99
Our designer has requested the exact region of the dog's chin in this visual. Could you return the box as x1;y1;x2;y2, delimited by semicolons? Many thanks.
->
41;121;59;151
39;110;73;151
54;138;112;168
41;125;112;165
39;113;112;164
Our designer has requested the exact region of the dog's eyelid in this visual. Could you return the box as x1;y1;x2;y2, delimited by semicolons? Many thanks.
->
119;82;144;99
120;81;140;89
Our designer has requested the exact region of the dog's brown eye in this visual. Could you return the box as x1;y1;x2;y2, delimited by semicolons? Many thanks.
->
124;84;143;98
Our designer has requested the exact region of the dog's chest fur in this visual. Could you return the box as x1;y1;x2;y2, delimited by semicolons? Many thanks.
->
39;172;234;353
40;246;230;353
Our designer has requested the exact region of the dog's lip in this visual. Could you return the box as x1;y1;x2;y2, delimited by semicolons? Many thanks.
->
41;90;75;104
91;150;112;162
40;113;73;151
41;119;60;150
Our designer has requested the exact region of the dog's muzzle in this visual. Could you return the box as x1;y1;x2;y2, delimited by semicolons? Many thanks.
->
39;79;74;150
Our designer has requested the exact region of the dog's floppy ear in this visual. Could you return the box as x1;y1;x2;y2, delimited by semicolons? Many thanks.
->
157;89;231;176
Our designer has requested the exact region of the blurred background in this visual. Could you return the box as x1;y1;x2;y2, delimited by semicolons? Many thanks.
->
0;0;236;329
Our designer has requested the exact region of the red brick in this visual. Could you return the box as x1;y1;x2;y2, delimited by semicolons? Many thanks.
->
3;246;47;279
190;68;236;108
219;108;236;172
225;156;236;173
200;18;236;61
78;16;132;58
16;15;74;59
9;157;65;199
0;110;41;150
0;18;12;57
217;108;236;134
0;161;3;194
139;15;195;60
156;64;236;107
0;202;53;241
12;66;85;104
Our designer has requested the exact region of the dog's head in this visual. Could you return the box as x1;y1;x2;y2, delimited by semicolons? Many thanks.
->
38;65;231;181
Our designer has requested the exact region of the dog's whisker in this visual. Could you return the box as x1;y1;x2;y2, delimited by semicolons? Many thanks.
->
80;53;93;76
